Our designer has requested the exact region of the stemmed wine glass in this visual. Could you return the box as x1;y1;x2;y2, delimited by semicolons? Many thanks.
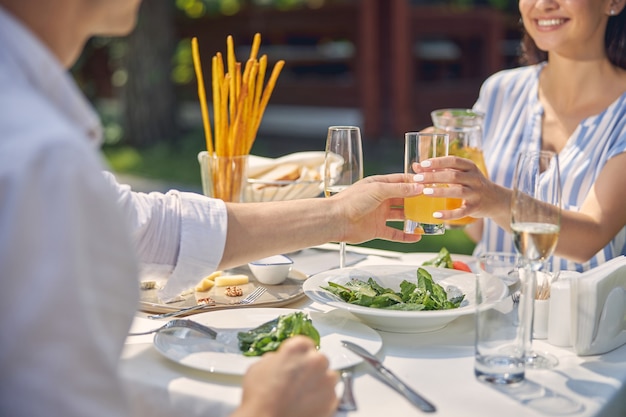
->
324;126;364;268
511;150;562;369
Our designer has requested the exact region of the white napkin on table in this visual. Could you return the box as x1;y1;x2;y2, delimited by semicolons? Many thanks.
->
290;247;367;276
570;256;626;355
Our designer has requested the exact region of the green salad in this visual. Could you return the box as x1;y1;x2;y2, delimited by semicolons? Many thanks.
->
237;311;321;357
321;267;465;311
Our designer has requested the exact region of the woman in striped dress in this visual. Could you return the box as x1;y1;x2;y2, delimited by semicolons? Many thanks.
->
419;0;626;271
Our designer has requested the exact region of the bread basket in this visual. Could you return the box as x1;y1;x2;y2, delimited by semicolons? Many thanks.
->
244;152;326;202
198;151;327;202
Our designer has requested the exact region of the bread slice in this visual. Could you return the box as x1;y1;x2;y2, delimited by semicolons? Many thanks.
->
252;163;301;190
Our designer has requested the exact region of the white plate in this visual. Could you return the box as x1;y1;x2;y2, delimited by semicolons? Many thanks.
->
303;265;508;333
153;308;382;375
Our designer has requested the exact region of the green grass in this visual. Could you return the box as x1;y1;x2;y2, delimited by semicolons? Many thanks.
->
357;227;475;255
102;131;206;186
104;129;476;255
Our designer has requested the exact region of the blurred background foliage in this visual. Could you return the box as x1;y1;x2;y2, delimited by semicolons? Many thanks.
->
74;0;518;149
73;0;521;254
175;0;515;19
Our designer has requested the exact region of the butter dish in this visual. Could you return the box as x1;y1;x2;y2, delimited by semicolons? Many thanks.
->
570;256;626;356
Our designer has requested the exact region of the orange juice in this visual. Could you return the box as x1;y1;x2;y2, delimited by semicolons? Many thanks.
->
403;132;449;235
445;146;488;227
404;182;448;235
405;193;447;225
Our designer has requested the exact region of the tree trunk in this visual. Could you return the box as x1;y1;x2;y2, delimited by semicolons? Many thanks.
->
122;0;178;148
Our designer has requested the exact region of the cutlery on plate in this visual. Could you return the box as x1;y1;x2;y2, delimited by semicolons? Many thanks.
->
128;319;218;338
511;290;521;305
148;286;267;320
341;340;436;413
337;367;357;411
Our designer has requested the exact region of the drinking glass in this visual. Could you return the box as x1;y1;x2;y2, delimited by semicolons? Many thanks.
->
477;252;522;292
511;150;562;369
324;126;363;268
475;253;526;384
431;108;487;228
198;151;248;203
403;132;449;235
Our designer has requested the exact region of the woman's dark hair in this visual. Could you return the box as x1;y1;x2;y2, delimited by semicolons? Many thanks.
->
519;12;626;69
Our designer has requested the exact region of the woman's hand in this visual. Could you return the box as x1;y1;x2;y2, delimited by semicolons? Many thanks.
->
413;156;512;230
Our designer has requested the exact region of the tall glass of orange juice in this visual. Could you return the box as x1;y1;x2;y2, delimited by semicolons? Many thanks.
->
404;132;449;235
431;109;487;228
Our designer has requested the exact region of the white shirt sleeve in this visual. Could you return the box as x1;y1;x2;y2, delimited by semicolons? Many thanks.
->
101;172;228;300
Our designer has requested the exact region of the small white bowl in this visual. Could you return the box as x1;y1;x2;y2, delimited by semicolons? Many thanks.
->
248;255;294;285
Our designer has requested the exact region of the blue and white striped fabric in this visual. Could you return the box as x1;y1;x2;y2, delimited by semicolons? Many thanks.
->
472;63;626;272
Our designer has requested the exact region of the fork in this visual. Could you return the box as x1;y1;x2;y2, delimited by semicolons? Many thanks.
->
148;286;267;320
511;291;521;305
128;319;218;338
337;367;357;411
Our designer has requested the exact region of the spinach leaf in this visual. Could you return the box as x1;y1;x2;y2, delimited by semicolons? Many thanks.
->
237;311;320;357
321;268;464;311
422;247;454;269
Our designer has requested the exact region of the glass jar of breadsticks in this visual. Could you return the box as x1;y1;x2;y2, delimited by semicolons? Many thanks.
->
193;33;284;202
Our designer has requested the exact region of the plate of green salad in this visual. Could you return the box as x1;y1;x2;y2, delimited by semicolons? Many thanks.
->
303;264;507;333
152;308;382;375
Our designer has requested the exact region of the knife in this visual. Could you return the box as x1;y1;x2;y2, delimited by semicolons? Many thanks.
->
341;340;436;413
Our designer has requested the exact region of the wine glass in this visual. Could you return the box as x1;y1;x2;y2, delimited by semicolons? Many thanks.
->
511;150;562;369
324;126;364;268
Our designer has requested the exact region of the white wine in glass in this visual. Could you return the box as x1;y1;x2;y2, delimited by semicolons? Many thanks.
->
511;149;562;369
324;126;363;268
511;222;560;263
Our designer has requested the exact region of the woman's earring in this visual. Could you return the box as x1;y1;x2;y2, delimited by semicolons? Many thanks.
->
610;9;616;15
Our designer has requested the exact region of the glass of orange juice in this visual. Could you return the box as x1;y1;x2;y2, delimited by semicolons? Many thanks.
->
404;132;449;235
431;108;487;228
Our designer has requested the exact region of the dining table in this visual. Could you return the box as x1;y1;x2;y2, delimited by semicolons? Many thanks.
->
121;244;626;417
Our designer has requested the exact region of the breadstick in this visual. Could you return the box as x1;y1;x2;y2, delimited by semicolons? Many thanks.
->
253;60;284;149
226;35;237;123
249;32;261;61
191;37;214;155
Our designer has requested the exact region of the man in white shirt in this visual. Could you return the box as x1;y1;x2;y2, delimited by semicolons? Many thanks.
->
0;1;424;417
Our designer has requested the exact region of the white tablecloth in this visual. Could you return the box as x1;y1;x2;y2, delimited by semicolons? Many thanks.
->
120;246;626;417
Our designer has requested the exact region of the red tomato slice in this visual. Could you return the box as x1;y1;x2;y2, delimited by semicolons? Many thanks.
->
452;260;472;272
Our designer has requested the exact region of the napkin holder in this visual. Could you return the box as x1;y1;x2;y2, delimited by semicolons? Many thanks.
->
570;256;626;356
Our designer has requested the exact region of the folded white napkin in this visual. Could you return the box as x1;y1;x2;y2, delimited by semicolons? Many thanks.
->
571;256;626;355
